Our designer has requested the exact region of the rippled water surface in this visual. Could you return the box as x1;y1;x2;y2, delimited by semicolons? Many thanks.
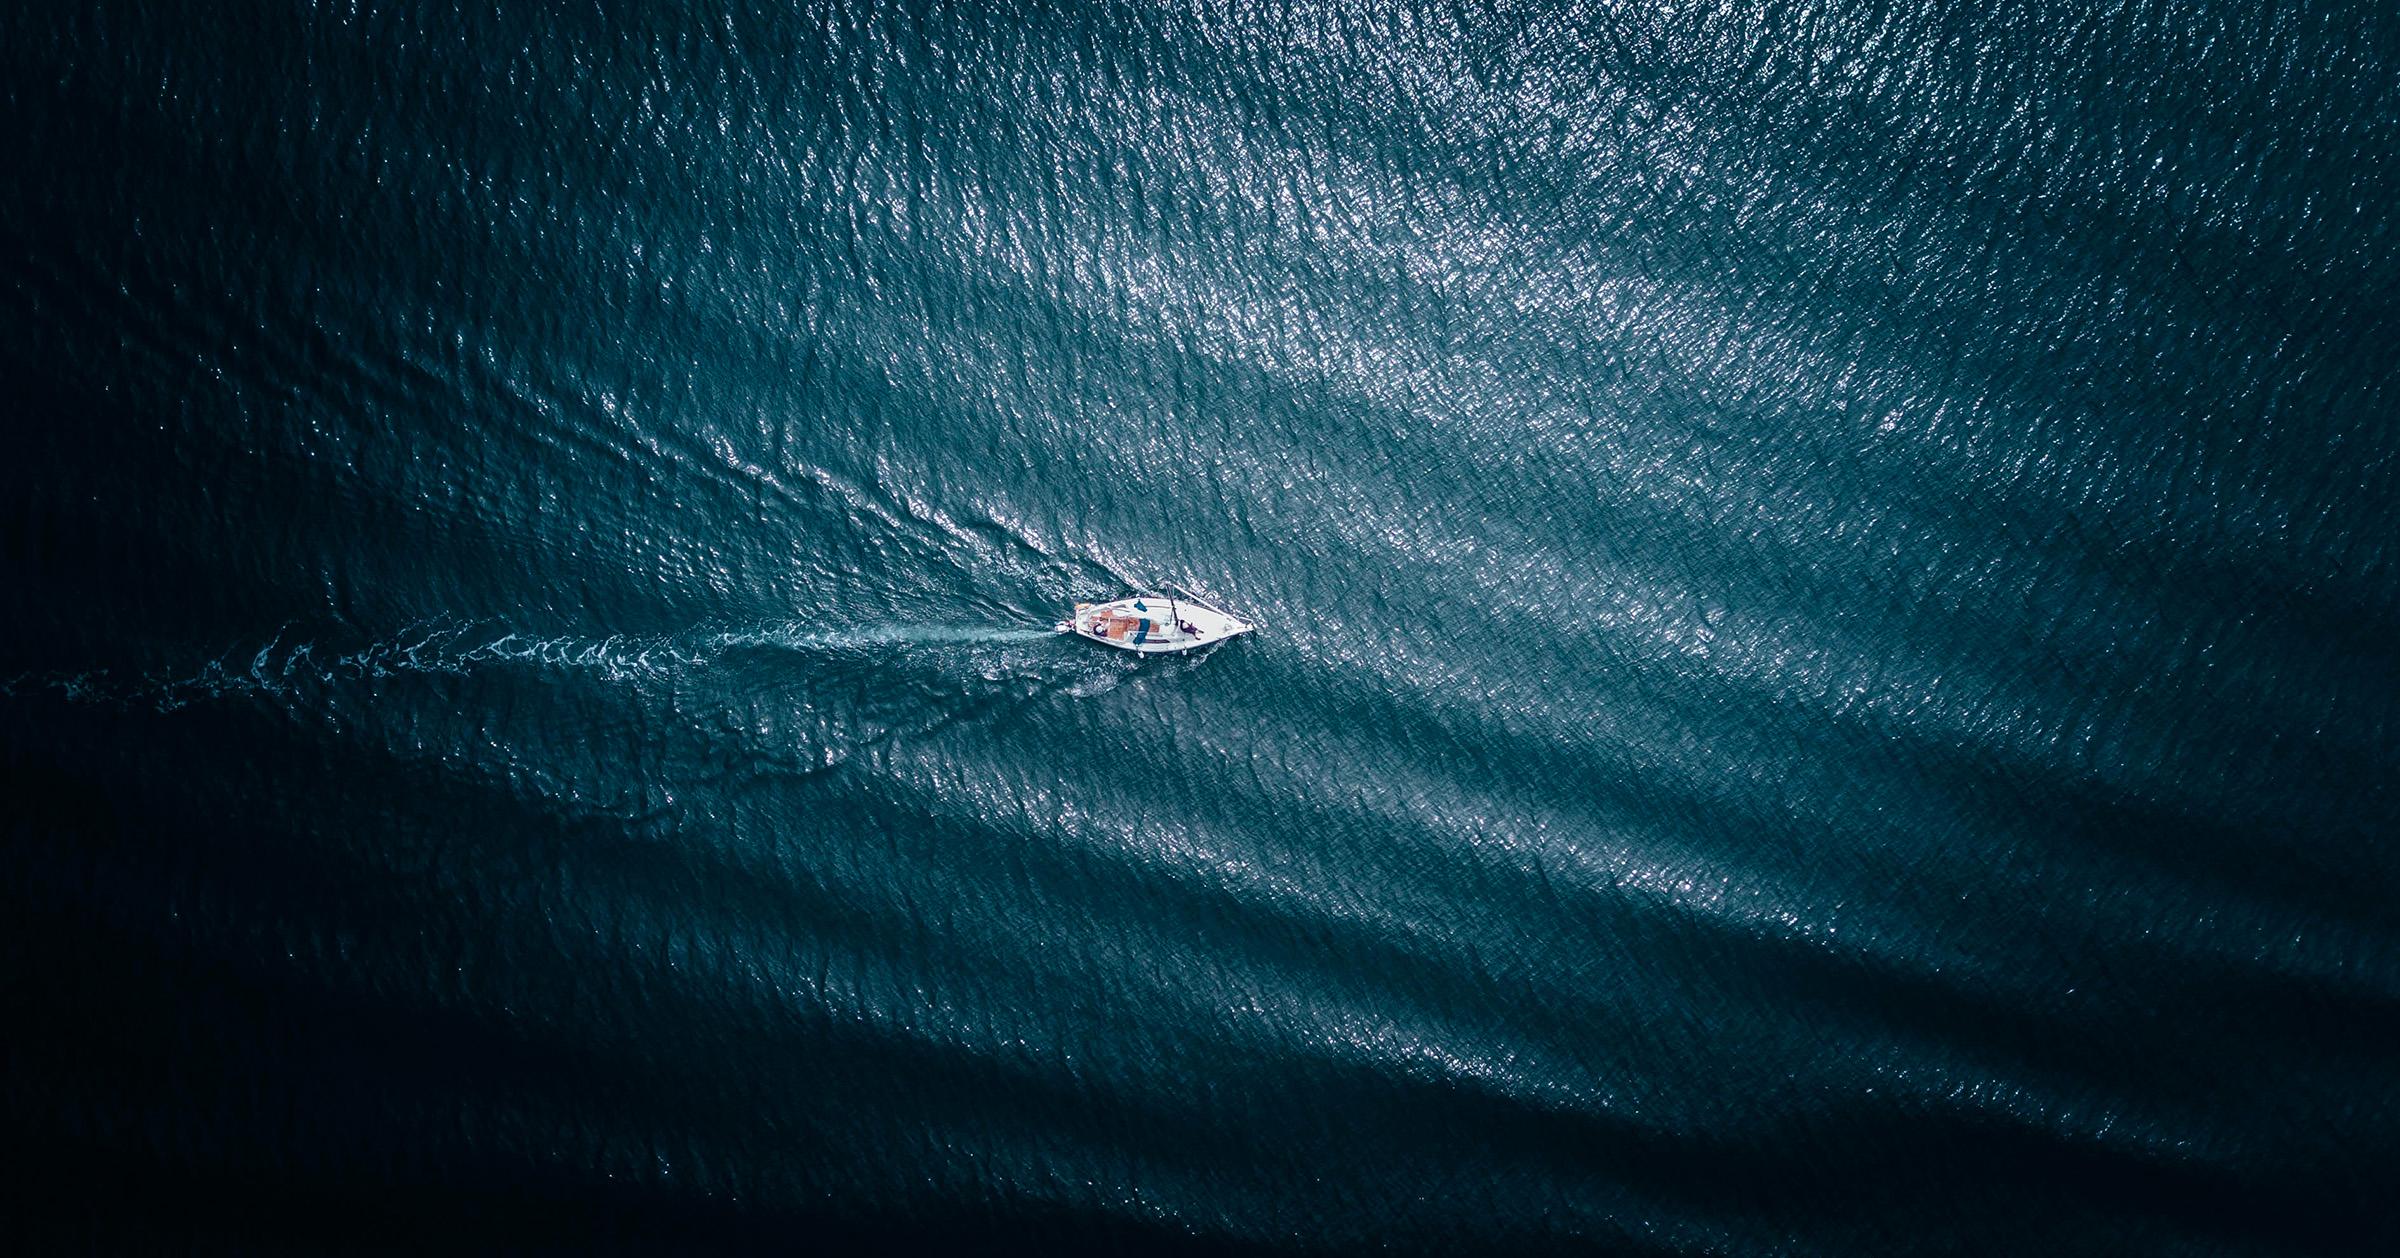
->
6;2;2398;1253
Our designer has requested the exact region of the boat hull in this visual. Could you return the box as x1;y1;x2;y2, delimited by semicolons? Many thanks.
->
1059;596;1255;654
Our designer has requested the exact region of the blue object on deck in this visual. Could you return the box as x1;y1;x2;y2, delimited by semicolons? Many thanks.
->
1133;619;1150;644
1133;601;1148;612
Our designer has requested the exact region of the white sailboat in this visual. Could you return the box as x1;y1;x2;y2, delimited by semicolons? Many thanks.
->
1056;594;1256;654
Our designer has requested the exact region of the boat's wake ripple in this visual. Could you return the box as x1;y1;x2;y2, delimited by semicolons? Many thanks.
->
2;619;1069;711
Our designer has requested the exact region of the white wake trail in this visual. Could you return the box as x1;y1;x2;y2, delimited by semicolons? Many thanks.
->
4;619;1065;710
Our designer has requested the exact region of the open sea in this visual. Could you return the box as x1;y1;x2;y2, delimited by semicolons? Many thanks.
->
5;2;2398;1253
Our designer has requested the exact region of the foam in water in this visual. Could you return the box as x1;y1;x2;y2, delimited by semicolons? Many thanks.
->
3;620;1069;710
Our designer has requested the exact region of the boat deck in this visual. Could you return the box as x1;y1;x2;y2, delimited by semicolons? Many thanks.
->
1068;596;1253;654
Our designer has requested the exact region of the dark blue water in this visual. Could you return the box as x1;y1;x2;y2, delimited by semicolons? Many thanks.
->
6;2;2398;1252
